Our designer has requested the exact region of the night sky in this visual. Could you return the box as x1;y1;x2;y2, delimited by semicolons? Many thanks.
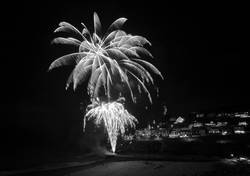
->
1;1;248;153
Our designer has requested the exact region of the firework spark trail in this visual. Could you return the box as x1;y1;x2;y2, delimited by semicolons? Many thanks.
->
85;101;138;153
48;12;163;154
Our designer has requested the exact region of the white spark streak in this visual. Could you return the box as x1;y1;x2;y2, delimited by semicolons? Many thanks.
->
85;101;137;153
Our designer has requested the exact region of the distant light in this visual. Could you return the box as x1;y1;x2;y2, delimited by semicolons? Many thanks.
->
222;131;228;135
175;116;184;123
238;121;248;126
216;122;227;127
234;130;245;134
193;122;202;127
180;134;188;138
234;112;250;118
196;113;204;118
205;121;216;126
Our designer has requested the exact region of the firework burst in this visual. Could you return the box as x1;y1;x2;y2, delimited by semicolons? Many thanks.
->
48;12;163;153
84;99;137;153
48;12;163;103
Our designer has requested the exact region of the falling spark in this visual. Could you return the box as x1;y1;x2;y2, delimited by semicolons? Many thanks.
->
84;100;138;153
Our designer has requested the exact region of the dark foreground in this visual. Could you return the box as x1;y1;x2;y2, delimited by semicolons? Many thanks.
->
2;153;250;176
1;134;250;176
49;160;250;176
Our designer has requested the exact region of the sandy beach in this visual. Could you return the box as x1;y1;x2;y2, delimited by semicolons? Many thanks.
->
66;160;216;176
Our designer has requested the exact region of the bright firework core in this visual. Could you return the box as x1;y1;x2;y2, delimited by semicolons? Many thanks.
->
85;100;138;153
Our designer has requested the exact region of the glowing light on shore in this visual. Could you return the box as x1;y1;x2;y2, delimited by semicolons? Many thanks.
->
84;101;138;153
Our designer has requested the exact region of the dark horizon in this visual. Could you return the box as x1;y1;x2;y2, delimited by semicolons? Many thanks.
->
1;1;248;155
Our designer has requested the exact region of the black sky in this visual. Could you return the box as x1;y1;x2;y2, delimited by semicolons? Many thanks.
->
0;1;248;149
